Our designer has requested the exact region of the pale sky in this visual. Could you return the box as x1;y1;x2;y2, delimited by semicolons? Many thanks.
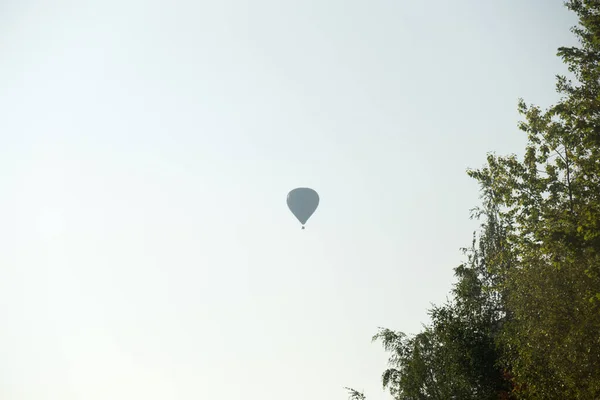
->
0;1;576;399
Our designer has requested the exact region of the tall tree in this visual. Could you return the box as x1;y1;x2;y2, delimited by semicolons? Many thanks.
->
346;2;600;399
467;1;600;397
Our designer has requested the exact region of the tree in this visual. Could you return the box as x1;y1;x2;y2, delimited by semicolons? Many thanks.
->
346;1;600;398
466;1;600;397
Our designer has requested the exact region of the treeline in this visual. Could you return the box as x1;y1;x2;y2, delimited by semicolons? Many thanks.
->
346;1;600;399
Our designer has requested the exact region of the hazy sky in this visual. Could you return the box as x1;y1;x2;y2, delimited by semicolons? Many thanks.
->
0;1;577;399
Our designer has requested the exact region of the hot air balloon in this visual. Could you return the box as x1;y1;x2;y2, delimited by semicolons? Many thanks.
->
287;188;319;229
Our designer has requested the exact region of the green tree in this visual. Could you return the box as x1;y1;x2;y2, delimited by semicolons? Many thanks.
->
466;1;600;397
346;2;600;398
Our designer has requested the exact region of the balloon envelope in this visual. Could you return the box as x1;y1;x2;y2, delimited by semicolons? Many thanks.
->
287;188;319;226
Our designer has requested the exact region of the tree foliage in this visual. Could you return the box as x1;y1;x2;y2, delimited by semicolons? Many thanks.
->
345;194;512;399
467;1;600;397
346;1;600;399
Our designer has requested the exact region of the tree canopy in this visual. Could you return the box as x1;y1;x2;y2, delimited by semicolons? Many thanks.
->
347;1;600;399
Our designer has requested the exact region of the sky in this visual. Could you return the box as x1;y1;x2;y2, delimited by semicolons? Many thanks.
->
0;1;578;399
